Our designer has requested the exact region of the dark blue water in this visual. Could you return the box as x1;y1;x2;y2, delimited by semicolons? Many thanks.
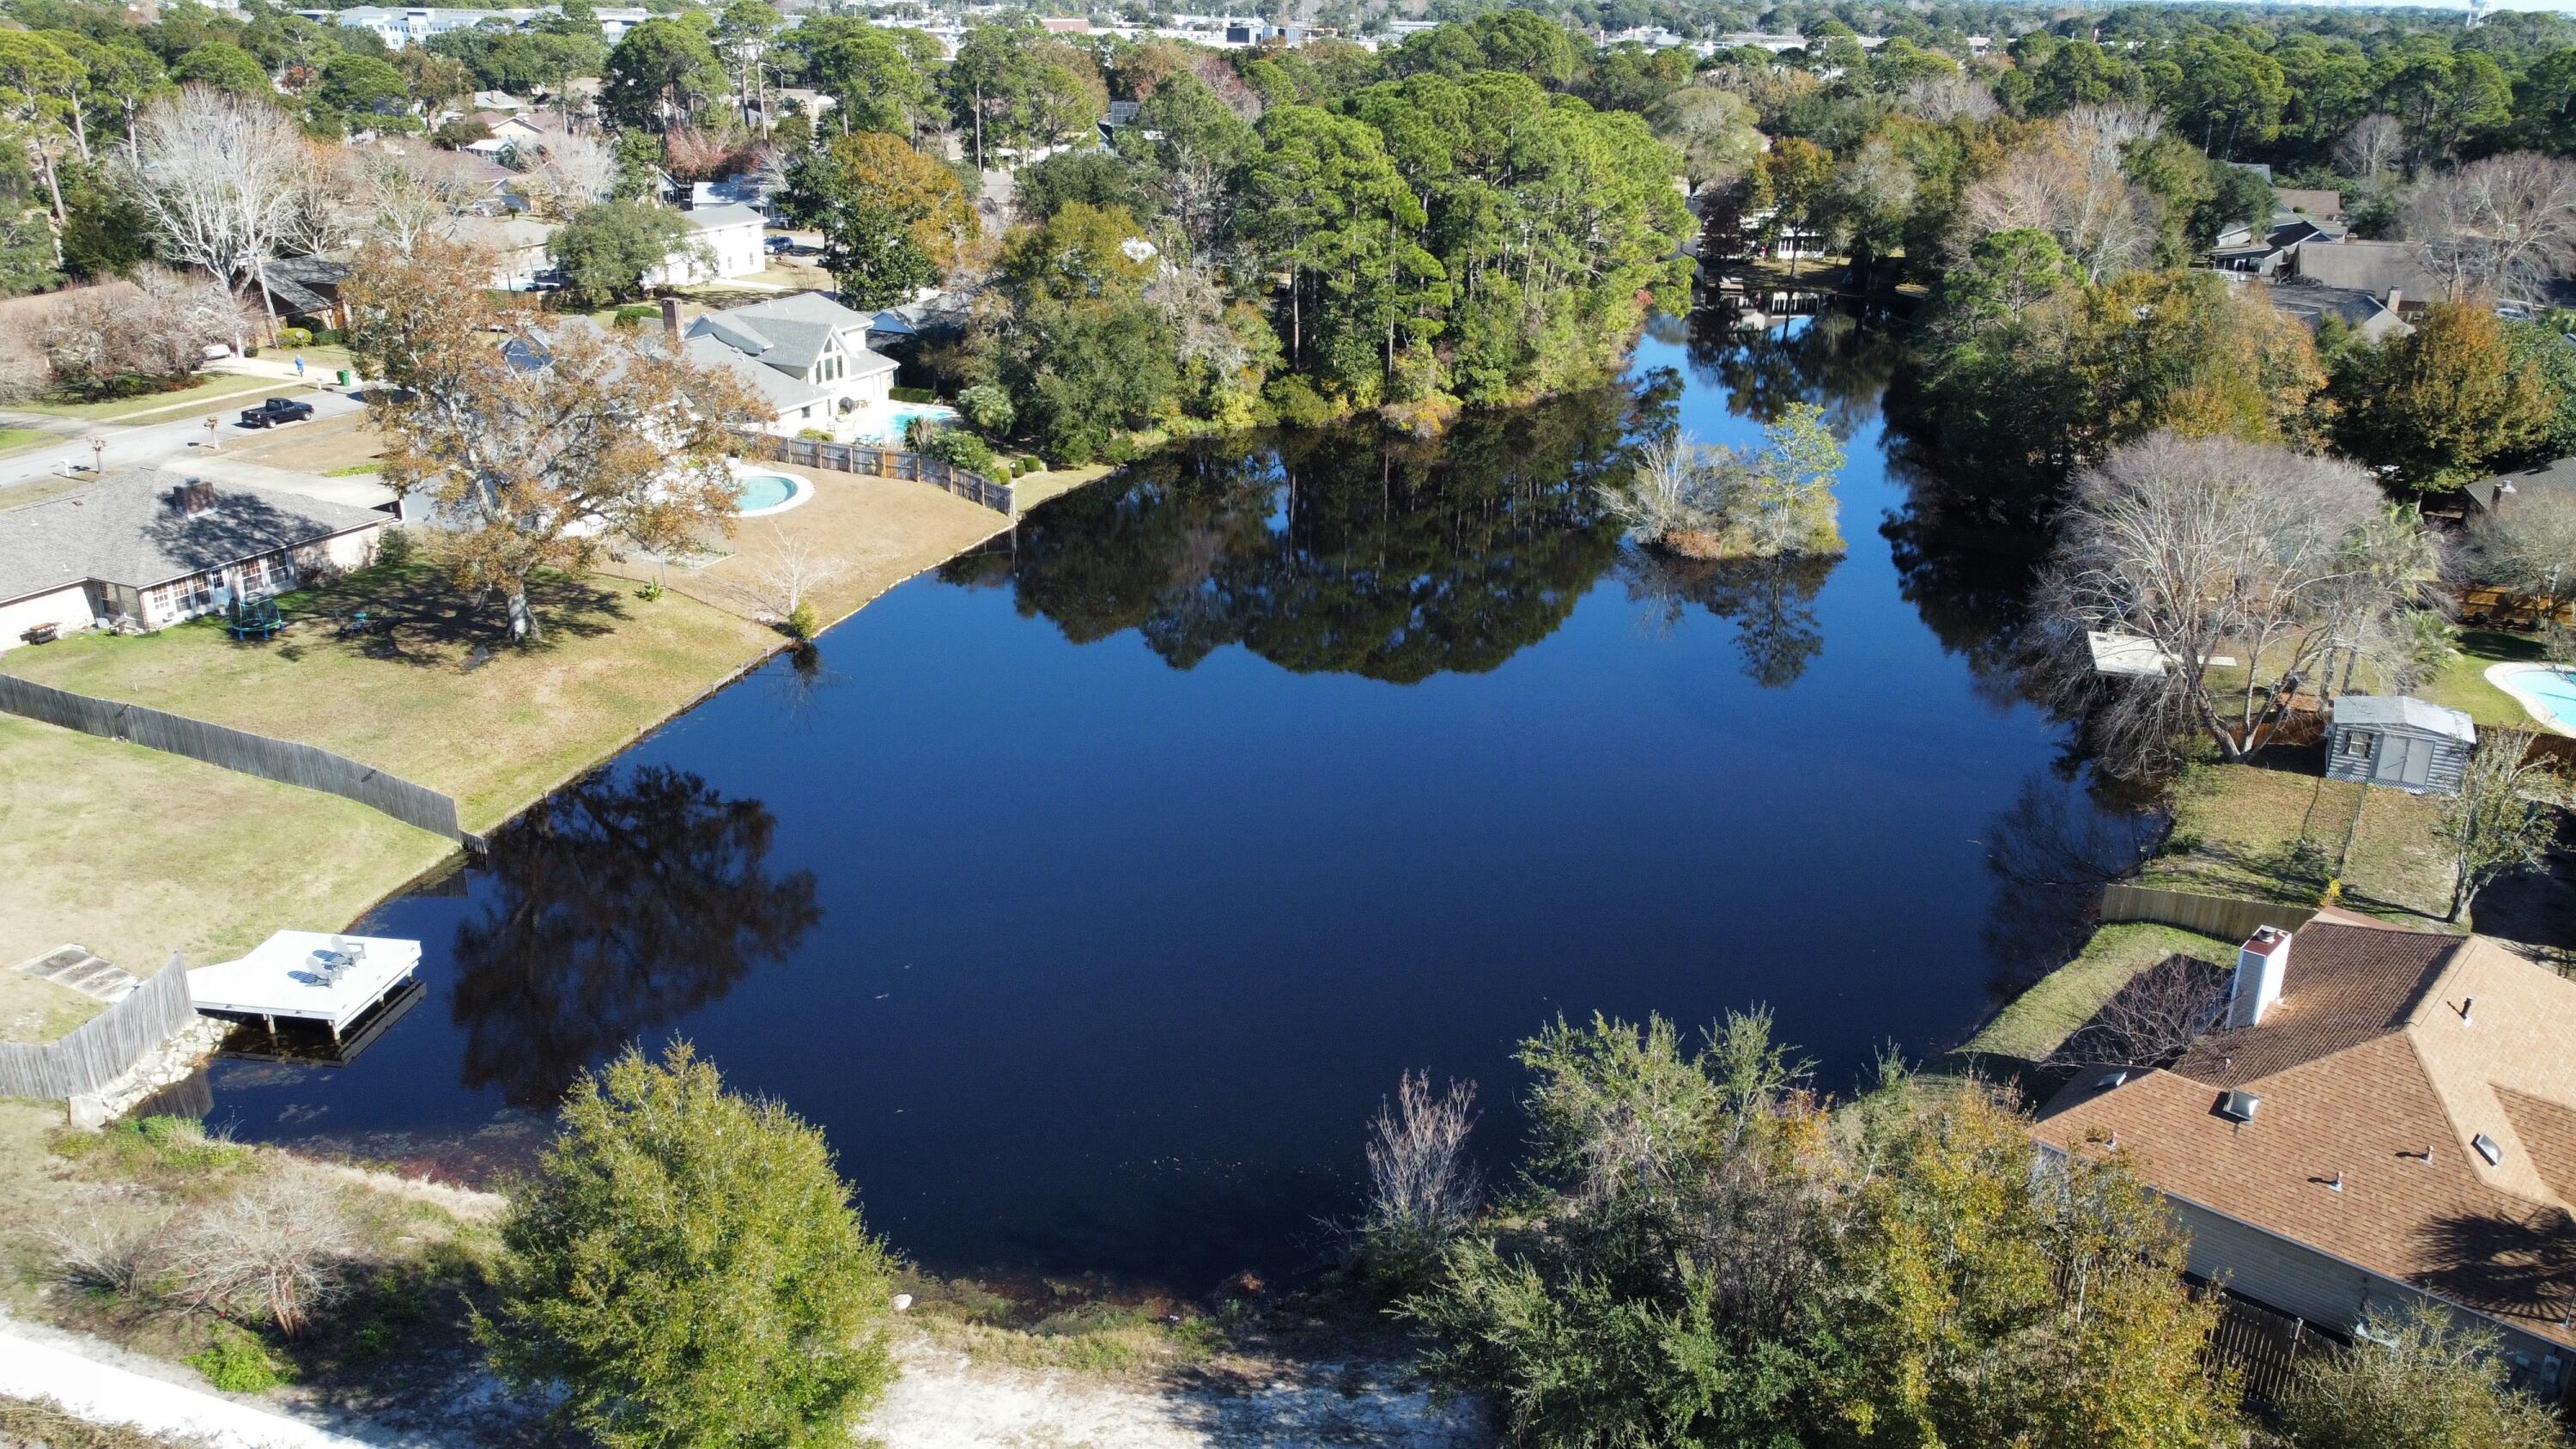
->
207;312;2131;1288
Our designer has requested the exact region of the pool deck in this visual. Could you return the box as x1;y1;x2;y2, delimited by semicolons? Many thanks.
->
2485;661;2576;737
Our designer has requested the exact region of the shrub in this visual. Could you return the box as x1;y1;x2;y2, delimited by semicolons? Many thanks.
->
277;326;313;349
374;527;415;568
190;1325;289;1392
785;600;819;641
956;382;1015;437
611;303;660;328
1265;374;1339;429
889;385;936;404
1100;435;1139;466
923;427;997;475
164;1174;356;1337
483;1043;897;1449
2275;1304;2561;1449
795;427;834;441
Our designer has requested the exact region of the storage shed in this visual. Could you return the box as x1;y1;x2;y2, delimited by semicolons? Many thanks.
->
2325;695;2475;795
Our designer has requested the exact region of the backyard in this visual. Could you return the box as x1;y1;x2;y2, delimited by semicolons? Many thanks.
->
1959;922;2239;1070
0;714;453;984
2142;757;2456;922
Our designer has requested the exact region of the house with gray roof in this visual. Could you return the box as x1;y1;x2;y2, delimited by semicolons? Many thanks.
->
682;293;900;438
2287;239;2436;311
646;203;769;286
0;470;389;649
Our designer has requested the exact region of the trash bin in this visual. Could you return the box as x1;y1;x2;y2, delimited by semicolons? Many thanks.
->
336;368;354;387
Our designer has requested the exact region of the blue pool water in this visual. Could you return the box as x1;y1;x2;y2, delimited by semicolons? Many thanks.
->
858;402;960;446
732;473;799;513
2519;667;2576;729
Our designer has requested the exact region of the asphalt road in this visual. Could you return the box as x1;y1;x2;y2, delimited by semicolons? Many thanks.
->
0;387;371;491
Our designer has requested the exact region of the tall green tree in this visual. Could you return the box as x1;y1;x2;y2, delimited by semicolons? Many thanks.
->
801;130;975;311
548;198;699;305
788;17;929;137
483;1043;897;1449
599;18;723;132
2333;299;2555;490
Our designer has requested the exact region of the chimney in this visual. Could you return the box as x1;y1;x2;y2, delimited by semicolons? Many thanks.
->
2385;286;2403;312
660;297;682;350
168;479;216;517
2229;926;2293;1029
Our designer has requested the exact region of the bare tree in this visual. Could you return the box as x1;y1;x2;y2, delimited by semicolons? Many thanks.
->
49;1216;160;1295
726;517;846;628
1962;105;2164;283
349;145;496;251
2440;728;2565;923
1900;73;2000;124
2470;491;2576;609
1354;1071;1482;1281
2048;954;2232;1070
2336;114;2407;182
118;87;323;346
2029;433;2386;776
163;1176;356;1337
517;128;620;221
2407;152;2576;304
39;267;243;391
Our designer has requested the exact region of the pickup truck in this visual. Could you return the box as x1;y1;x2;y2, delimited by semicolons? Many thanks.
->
238;397;314;429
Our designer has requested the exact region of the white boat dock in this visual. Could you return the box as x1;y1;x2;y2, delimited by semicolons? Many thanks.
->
187;930;422;1038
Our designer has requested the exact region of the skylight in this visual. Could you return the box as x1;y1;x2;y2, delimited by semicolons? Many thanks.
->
2216;1090;2259;1123
2474;1134;2503;1166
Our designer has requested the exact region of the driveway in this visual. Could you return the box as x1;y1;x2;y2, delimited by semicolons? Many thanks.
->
0;387;370;492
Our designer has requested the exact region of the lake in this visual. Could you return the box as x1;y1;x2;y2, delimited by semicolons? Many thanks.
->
204;309;2136;1290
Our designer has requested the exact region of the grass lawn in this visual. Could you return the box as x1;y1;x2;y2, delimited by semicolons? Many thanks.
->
1011;462;1117;512
1961;923;2239;1068
0;714;455;979
0;969;102;1047
2421;628;2555;730
15;374;301;423
0;563;775;835
2142;758;2457;923
0;426;51;454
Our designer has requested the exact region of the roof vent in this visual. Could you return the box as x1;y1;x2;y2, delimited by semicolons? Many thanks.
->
2095;1071;2129;1091
2217;1090;2260;1123
2474;1133;2504;1166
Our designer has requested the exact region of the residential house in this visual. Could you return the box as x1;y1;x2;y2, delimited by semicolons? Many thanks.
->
2265;279;2414;344
646;203;768;285
2287;238;2436;314
449;213;558;289
2034;917;2576;1401
462;111;548;157
679;293;900;437
2477;454;2576;514
0;471;387;648
2209;210;2342;278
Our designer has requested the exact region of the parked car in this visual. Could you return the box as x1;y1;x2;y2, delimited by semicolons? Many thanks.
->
764;234;793;253
238;397;315;429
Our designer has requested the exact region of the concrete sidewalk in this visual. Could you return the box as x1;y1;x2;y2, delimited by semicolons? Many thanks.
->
0;1317;386;1449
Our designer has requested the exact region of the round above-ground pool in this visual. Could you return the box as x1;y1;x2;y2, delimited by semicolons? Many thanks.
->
732;468;815;518
2488;661;2576;735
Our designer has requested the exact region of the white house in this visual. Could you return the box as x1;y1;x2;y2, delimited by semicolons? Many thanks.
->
678;293;900;439
647;204;768;286
0;472;387;649
448;214;558;289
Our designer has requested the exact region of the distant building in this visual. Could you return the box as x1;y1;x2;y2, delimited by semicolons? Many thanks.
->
680;293;902;437
647;203;768;286
295;5;652;49
2036;919;2576;1402
2210;210;2342;279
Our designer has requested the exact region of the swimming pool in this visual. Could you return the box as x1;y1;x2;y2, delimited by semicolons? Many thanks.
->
854;402;960;447
732;470;813;518
2488;662;2576;734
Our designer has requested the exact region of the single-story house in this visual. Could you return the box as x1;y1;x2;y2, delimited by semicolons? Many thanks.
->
681;292;900;437
2035;917;2576;1402
647;203;768;286
0;471;388;648
2287;238;2436;313
2210;211;2342;278
2264;278;2414;344
2478;454;2576;514
462;111;549;156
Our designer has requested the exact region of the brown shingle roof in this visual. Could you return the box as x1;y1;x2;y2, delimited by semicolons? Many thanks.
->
2035;922;2576;1347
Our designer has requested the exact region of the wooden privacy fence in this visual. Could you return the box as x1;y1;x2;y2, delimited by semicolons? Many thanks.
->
752;435;1013;515
2194;1281;2331;1407
0;675;467;843
2099;883;2317;942
0;958;195;1101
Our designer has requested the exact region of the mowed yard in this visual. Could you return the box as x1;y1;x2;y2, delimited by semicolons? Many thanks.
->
0;714;453;980
2142;756;2457;922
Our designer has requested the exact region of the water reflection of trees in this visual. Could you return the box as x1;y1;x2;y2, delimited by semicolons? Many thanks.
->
449;766;820;1105
953;388;1640;684
1686;303;1905;435
1620;548;1839;689
1976;770;2167;1002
